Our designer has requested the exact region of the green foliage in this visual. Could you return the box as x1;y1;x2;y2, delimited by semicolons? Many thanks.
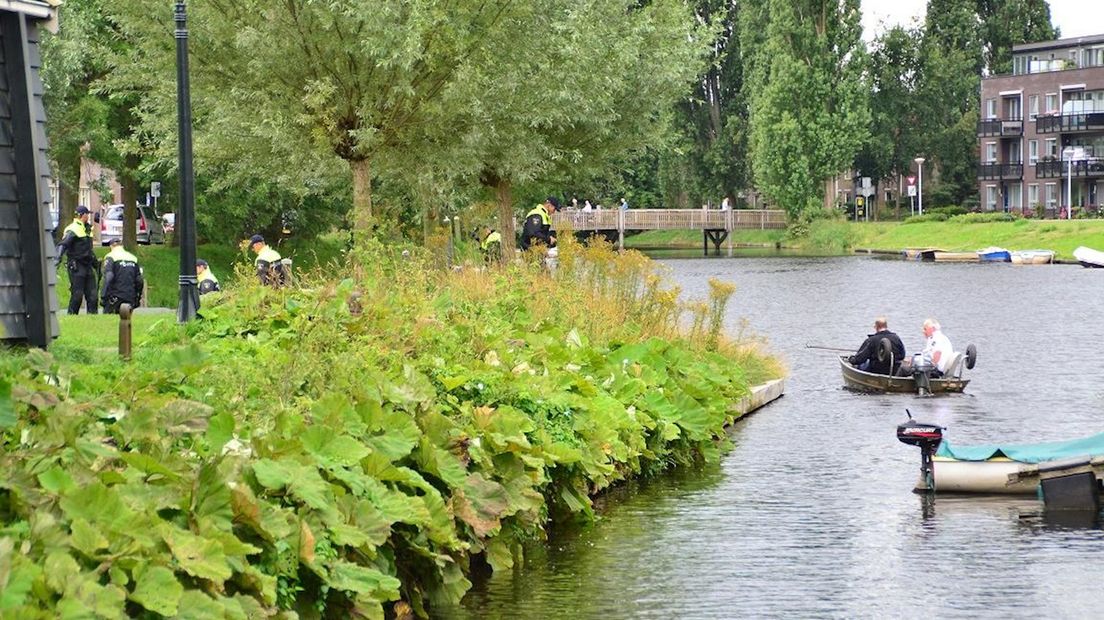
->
903;213;950;223
926;206;969;216
947;212;1020;224
746;0;869;217
1;242;779;617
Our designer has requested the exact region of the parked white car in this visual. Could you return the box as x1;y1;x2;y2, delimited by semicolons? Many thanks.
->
100;204;166;245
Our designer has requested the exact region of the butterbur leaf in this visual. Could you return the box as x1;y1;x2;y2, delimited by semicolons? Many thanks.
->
160;525;233;584
0;375;15;429
43;551;80;593
205;412;235;453
302;426;371;466
252;459;334;513
69;518;109;557
174;590;226;620
452;474;509;538
299;520;316;565
129;566;183;616
193;462;234;532
38;466;77;495
326;560;401;600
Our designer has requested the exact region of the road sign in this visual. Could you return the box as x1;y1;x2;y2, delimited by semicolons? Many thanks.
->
907;176;916;185
861;177;872;189
907;185;917;197
150;181;161;198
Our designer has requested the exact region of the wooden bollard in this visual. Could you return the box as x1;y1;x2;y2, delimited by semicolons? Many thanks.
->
119;304;133;361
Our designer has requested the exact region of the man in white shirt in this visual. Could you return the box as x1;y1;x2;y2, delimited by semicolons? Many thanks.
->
921;319;954;375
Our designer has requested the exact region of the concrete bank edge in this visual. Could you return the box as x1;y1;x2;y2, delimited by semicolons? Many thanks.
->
733;377;786;417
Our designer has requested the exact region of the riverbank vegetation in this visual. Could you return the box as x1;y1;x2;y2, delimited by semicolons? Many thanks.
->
1;242;781;618
624;217;1104;261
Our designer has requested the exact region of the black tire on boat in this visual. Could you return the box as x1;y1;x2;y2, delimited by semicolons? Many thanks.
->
877;337;893;363
965;343;978;369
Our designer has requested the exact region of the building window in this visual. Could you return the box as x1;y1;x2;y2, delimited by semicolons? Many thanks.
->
1028;184;1039;208
1045;93;1058;113
1045;138;1058;159
1029;95;1039;118
1084;47;1104;68
986;98;997;119
986;186;998;211
1029;140;1039;164
1008;183;1022;211
1045;183;1057;209
986;142;997;163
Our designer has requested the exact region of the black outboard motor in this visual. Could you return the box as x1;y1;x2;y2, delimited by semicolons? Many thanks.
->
897;410;944;493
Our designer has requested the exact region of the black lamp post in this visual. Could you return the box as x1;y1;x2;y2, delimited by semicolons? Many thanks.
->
175;1;198;322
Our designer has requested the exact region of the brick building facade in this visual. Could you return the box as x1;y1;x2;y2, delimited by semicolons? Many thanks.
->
979;34;1104;215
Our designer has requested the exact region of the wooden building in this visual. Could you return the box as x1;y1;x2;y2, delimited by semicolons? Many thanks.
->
0;0;59;347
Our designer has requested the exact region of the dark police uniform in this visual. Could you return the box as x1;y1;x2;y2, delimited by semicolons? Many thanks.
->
198;269;221;295
55;217;98;314
254;245;286;286
100;245;144;314
849;330;906;375
519;204;553;251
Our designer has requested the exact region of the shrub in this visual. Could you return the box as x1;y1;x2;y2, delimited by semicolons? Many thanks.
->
903;213;949;224
927;206;968;217
948;212;1020;224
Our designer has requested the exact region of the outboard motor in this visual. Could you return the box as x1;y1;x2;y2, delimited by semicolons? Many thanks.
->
897;410;944;493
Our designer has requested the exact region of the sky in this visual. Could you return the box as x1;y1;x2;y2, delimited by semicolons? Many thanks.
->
862;0;1104;41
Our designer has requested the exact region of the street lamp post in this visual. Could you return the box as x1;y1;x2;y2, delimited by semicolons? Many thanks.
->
1063;146;1084;221
914;157;926;216
175;1;198;322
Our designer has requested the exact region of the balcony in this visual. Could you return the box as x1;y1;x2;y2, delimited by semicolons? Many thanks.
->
1036;158;1104;178
1035;112;1104;134
977;118;1024;137
977;162;1023;180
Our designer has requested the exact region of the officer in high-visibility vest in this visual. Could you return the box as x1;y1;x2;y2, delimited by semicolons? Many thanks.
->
100;238;144;314
480;227;502;263
248;234;285;286
55;205;98;314
196;259;221;295
520;196;559;251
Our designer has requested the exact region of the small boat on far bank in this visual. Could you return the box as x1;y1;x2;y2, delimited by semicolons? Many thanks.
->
1073;246;1104;268
976;247;1011;262
932;251;979;263
1010;249;1055;265
903;247;944;260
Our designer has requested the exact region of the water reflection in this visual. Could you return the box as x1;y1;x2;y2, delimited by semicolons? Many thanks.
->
452;256;1104;618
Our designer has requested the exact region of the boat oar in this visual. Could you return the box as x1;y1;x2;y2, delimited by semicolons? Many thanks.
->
804;344;853;352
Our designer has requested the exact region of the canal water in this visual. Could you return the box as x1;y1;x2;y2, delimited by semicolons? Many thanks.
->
451;256;1104;619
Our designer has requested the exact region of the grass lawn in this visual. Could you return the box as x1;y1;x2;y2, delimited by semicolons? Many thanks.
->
49;313;184;365
847;219;1104;260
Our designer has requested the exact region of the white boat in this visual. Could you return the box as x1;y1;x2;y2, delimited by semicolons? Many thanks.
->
1009;249;1055;265
899;426;1104;494
1073;246;1104;268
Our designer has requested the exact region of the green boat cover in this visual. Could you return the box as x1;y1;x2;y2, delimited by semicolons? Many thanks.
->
936;431;1104;463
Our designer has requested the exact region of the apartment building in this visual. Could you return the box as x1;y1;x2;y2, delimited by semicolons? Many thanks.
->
978;34;1104;215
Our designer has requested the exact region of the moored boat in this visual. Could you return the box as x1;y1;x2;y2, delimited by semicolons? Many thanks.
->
916;248;946;261
903;247;943;261
839;355;971;394
932;251;979;262
1009;249;1055;264
976;246;1011;262
901;429;1104;495
1073;245;1104;268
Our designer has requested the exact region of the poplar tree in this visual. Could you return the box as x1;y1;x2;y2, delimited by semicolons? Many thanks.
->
978;0;1058;75
746;0;869;217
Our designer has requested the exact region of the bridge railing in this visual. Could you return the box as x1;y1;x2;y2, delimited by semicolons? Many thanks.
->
552;208;787;232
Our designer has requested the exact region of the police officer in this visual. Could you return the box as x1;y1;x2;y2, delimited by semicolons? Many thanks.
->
520;196;558;251
100;238;144;314
196;259;221;295
248;234;285;286
55;206;98;314
480;227;502;263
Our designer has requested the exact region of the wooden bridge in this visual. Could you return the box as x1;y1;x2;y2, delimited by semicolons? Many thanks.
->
551;209;788;254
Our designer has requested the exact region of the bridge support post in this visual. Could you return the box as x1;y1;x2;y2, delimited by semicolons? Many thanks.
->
617;209;624;251
703;229;728;256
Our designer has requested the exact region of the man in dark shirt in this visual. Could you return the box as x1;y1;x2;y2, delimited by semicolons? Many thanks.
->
55;206;98;314
849;316;906;375
519;197;558;251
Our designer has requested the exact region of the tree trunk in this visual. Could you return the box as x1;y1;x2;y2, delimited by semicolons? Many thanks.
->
494;179;515;260
120;172;139;251
56;158;80;243
350;158;373;240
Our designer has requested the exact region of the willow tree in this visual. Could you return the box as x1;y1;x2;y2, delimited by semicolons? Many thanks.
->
745;0;869;216
444;0;707;255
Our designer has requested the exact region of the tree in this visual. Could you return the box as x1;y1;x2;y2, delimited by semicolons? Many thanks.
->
745;0;869;217
915;0;983;207
664;0;750;209
978;0;1057;75
854;26;922;214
